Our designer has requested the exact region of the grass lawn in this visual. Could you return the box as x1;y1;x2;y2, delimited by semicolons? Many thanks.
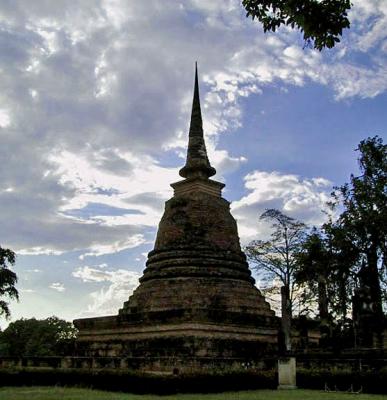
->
0;388;385;400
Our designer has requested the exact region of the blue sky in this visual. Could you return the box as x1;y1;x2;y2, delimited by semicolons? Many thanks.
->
0;0;386;327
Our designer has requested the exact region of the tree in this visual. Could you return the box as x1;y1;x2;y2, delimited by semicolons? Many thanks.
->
295;228;331;322
0;316;77;357
245;208;307;350
323;221;359;325
0;246;18;319
294;137;386;349
327;136;387;346
242;0;351;50
333;136;387;316
294;224;359;347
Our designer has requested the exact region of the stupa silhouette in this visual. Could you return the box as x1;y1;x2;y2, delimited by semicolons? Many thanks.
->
74;65;278;370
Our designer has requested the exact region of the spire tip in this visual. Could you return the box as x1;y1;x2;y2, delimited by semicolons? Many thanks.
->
179;63;216;179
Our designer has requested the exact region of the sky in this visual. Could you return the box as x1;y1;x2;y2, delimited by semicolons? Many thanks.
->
0;0;386;328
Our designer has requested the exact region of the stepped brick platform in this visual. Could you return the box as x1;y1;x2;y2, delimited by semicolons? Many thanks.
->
74;65;279;371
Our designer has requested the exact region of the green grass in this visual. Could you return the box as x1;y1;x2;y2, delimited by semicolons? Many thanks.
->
0;388;385;400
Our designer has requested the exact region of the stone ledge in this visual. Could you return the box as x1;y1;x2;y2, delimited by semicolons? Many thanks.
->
75;321;279;343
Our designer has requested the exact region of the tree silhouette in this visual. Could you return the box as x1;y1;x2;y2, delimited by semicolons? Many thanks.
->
333;136;386;316
0;246;18;319
245;208;307;350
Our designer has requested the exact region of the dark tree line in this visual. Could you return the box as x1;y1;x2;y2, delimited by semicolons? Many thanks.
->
0;249;77;357
246;136;387;349
0;316;77;357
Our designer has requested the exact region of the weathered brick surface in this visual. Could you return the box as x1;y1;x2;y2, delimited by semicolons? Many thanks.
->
74;182;279;364
74;68;279;369
155;190;240;252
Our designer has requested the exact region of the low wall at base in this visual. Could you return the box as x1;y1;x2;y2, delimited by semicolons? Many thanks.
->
0;356;277;373
0;350;385;372
296;350;386;372
0;352;386;394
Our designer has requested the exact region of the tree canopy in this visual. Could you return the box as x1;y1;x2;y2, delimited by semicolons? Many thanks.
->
0;246;18;319
247;136;386;350
242;0;351;50
0;316;77;357
294;136;386;348
295;228;331;321
245;208;308;350
332;136;387;315
245;208;307;315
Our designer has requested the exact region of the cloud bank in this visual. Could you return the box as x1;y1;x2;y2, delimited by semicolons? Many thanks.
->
0;0;385;258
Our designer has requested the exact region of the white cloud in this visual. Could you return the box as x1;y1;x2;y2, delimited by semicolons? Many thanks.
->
349;0;387;51
1;147;170;255
49;282;65;292
0;109;11;128
231;170;332;244
73;266;140;316
20;288;36;293
51;149;174;219
324;63;387;100
207;143;248;177
0;0;384;325
18;248;64;256
72;266;113;282
0;0;386;258
79;234;146;259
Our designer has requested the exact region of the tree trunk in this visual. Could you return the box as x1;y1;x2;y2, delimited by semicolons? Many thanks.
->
317;274;328;320
281;285;292;352
366;242;383;317
338;271;348;326
318;274;330;347
365;242;384;348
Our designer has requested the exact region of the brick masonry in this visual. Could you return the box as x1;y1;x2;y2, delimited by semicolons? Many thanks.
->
73;67;279;371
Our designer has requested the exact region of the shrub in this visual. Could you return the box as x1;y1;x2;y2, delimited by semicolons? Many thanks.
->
297;368;387;394
0;367;276;394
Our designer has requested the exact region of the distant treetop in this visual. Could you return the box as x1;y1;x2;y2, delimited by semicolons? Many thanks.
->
242;0;351;50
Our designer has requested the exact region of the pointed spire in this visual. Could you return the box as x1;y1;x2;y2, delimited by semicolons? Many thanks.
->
179;63;216;179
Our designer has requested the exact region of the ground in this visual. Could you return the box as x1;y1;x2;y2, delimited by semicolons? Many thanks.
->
0;388;385;400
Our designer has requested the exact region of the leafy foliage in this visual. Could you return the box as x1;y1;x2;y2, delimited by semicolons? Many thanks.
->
242;0;351;50
246;209;307;316
246;137;386;350
294;136;386;348
296;224;359;319
323;222;359;322
245;209;308;351
0;246;18;319
294;224;360;348
0;316;77;357
295;228;331;320
332;136;387;314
